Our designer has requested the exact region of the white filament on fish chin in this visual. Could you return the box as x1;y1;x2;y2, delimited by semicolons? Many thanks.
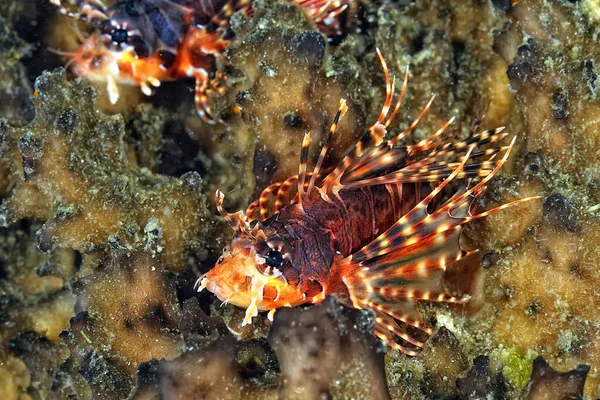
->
242;274;268;326
195;277;207;292
106;76;120;104
195;272;276;326
140;81;153;97
243;298;258;326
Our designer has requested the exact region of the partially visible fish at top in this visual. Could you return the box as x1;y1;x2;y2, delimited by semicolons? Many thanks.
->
196;49;541;355
50;0;354;123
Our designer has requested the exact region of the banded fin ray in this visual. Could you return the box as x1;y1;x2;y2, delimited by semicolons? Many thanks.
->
337;139;540;354
205;0;253;35
315;49;511;197
246;171;331;222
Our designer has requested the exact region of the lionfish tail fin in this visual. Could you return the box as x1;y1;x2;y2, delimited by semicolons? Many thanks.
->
336;143;540;355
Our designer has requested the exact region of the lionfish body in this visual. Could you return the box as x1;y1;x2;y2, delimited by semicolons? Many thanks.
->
51;0;352;122
198;51;537;355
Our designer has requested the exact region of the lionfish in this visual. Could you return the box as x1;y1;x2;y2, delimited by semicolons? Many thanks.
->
50;0;352;123
196;50;538;354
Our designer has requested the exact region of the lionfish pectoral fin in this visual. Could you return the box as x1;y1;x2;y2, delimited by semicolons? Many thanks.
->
242;298;259;326
338;144;539;355
338;224;468;355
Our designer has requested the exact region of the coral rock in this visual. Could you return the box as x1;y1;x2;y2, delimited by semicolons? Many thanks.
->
521;356;589;400
269;297;390;400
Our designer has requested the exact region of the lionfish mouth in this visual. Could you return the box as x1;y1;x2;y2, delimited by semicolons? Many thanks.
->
196;238;306;326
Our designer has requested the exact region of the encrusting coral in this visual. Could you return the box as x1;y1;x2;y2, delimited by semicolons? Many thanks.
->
0;67;212;397
224;0;367;184
129;297;389;400
460;1;600;396
1;70;210;270
521;356;590;400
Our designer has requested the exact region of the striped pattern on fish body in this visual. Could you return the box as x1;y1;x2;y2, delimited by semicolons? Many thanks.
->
198;49;540;355
257;182;426;290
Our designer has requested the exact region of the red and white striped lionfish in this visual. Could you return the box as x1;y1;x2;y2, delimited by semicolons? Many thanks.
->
196;50;538;355
50;0;352;123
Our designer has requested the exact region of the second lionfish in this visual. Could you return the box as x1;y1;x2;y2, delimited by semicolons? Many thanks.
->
196;50;538;354
50;0;352;122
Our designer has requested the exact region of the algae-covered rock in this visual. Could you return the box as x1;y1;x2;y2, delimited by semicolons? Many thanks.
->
1;53;212;400
1;70;210;270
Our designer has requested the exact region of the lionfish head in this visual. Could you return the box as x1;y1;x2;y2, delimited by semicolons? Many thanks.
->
196;191;306;325
52;30;129;105
57;31;116;80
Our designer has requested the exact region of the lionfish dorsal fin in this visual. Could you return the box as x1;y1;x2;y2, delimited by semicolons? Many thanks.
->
322;100;512;192
312;49;514;196
305;99;348;197
336;126;511;191
291;0;350;24
246;170;333;222
297;132;312;203
319;49;399;191
245;174;305;222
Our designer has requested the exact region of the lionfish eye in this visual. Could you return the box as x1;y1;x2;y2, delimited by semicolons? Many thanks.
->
111;28;129;45
264;250;283;268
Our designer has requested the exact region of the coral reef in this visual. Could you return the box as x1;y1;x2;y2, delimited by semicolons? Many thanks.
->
461;1;600;396
1;70;210;269
0;0;599;399
224;1;367;184
268;297;389;399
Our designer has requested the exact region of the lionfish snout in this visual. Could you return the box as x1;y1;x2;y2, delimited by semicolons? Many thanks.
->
196;237;307;325
52;31;125;104
65;33;114;78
